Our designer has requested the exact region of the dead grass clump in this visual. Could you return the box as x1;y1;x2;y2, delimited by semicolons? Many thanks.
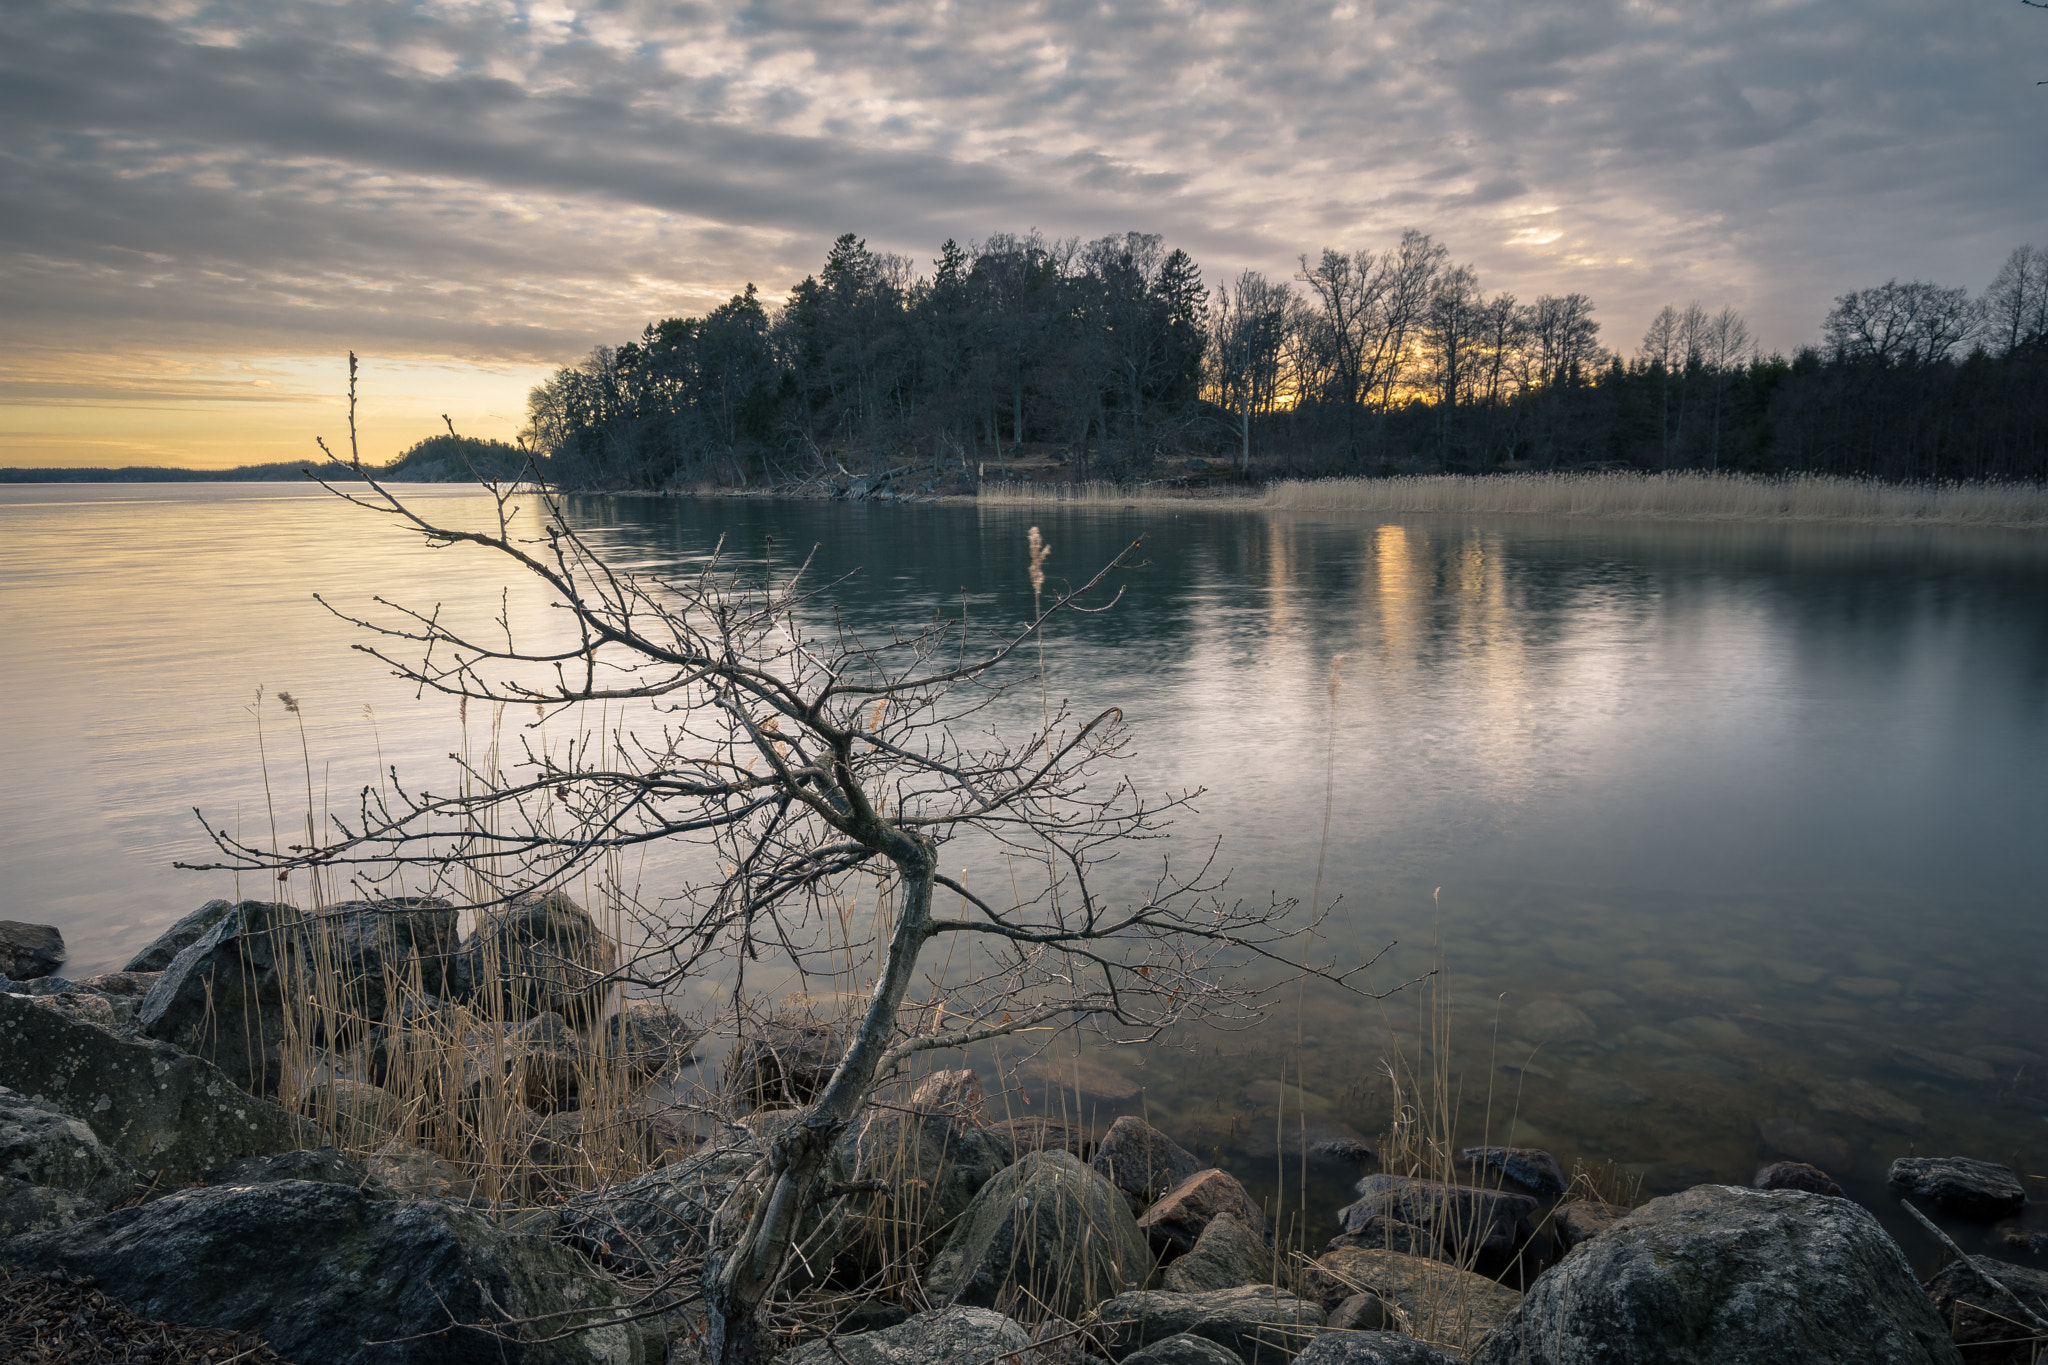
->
0;1266;295;1364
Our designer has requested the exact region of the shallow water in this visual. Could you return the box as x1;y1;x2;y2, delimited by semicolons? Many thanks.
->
4;485;2045;1263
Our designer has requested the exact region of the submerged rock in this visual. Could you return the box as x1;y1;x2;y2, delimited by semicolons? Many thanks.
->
1752;1160;1844;1196
1889;1156;2027;1220
0;920;66;980
1516;999;1596;1042
1467;1184;1960;1365
927;1150;1152;1321
1459;1145;1566;1196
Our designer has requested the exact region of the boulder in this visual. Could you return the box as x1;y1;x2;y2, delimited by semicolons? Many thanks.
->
838;1107;1005;1265
986;1116;1096;1163
927;1149;1153;1321
0;1176;104;1237
138;899;303;1095
0;991;315;1186
1466;1184;1961;1365
201;1145;397;1197
1123;1333;1247;1365
1095;1116;1205;1207
365;1141;480;1201
1140;1168;1268;1258
466;891;618;1026
911;1068;986;1117
1017;1057;1144;1105
1924;1254;2048;1365
727;1014;848;1106
303;1076;406;1148
301;898;462;1037
122;899;238;973
1889;1156;2028;1220
559;1140;766;1277
605;998;700;1082
1325;1293;1396;1332
1087;1286;1325;1365
1294;1333;1465;1365
1;1178;657;1365
23;990;118;1031
1753;1160;1843;1196
1458;1146;1565;1196
1338;1176;1536;1260
1301;1247;1520;1355
465;1011;586;1115
1549;1198;1627;1250
774;1307;1030;1365
0;1084;136;1205
1515;999;1595;1042
1325;1219;1441;1260
1163;1213;1273;1293
79;969;162;997
0;920;65;980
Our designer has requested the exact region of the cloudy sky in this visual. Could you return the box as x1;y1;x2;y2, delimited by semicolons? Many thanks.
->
3;0;2042;468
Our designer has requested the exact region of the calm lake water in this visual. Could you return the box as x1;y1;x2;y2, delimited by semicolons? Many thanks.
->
4;483;2046;1260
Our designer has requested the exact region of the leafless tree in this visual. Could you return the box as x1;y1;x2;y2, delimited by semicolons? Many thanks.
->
190;363;1373;1365
1983;244;2048;354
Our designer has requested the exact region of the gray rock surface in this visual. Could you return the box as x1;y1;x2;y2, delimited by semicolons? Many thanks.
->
909;1068;985;1116
1924;1254;2048;1365
201;1145;396;1197
1;1178;655;1365
774;1306;1030;1365
559;1139;765;1277
138;898;303;1094
1301;1247;1519;1355
985;1116;1096;1163
466;890;618;1026
839;1107;1004;1265
927;1149;1153;1321
303;897;462;1034
1095;1116;1205;1207
1140;1168;1269;1257
1467;1184;1961;1365
1163;1213;1272;1293
0;1176;103;1237
1339;1176;1536;1260
1325;1293;1395;1332
0;991;315;1185
1122;1332;1248;1365
1458;1146;1565;1196
0;920;66;980
1888;1156;2028;1219
1752;1160;1843;1196
1088;1286;1325;1365
606;998;701;1081
0;1084;136;1205
1295;1332;1466;1365
122;899;238;973
1549;1198;1627;1250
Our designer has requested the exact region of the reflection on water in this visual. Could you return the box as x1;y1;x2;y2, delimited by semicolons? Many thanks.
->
4;485;2046;1256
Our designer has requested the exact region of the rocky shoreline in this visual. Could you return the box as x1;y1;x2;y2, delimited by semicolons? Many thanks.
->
3;909;2044;1364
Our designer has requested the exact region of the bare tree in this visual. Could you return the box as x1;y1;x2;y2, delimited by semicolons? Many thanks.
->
192;366;1368;1365
1983;244;2048;355
1703;306;1753;471
1210;269;1292;473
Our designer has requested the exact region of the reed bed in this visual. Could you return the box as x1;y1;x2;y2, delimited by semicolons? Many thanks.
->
973;471;2048;528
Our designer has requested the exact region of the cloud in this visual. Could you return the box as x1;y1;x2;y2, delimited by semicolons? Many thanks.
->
0;0;2042;410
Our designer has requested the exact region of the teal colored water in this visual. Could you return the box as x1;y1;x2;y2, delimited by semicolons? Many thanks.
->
4;484;2045;1258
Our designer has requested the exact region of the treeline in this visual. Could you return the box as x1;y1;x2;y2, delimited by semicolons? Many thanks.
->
2;434;529;484
525;232;2048;488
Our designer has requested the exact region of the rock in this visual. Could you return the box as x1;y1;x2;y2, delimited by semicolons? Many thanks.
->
1095;1115;1205;1207
1338;1176;1536;1260
2;1178;657;1364
986;1117;1097;1163
464;1011;585;1114
727;1013;848;1106
1926;1255;2048;1364
1294;1332;1465;1365
202;1145;395;1197
1466;1185;1960;1365
838;1107;1005;1264
1831;976;1903;999
927;1149;1152;1321
1124;1333;1247;1365
1814;1077;1925;1132
1966;1045;2043;1069
303;1076;406;1147
1326;1219;1440;1259
122;899;238;973
1139;1168;1269;1257
2000;1224;2048;1254
1753;1160;1844;1196
0;991;316;1186
1550;1198;1628;1250
604;998;700;1081
1163;1213;1272;1293
78;970;162;997
1243;1119;1375;1165
1888;1156;2027;1219
1892;1045;1997;1084
1314;1139;1377;1166
0;1176;104;1236
775;1307;1030;1365
910;1068;986;1116
560;1140;766;1276
1667;1015;1748;1048
1566;1070;1651;1109
302;898;462;1037
1458;1146;1565;1196
0;1084;136;1205
466;890;618;1026
1088;1287;1325;1365
1757;1117;1852;1169
1516;999;1595;1042
24;990;118;1031
0;920;65;980
1325;1293;1395;1332
1301;1247;1519;1355
1017;1057;1144;1104
365;1141;480;1201
138;899;303;1095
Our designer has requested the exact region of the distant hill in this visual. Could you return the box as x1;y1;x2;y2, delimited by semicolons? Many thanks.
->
0;434;535;485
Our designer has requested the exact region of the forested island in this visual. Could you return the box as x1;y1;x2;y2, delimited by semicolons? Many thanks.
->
0;433;528;485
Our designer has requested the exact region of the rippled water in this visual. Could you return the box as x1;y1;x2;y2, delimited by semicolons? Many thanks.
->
5;484;2045;1260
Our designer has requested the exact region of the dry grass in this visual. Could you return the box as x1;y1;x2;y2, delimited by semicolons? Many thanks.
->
1;1266;295;1364
973;471;2048;528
